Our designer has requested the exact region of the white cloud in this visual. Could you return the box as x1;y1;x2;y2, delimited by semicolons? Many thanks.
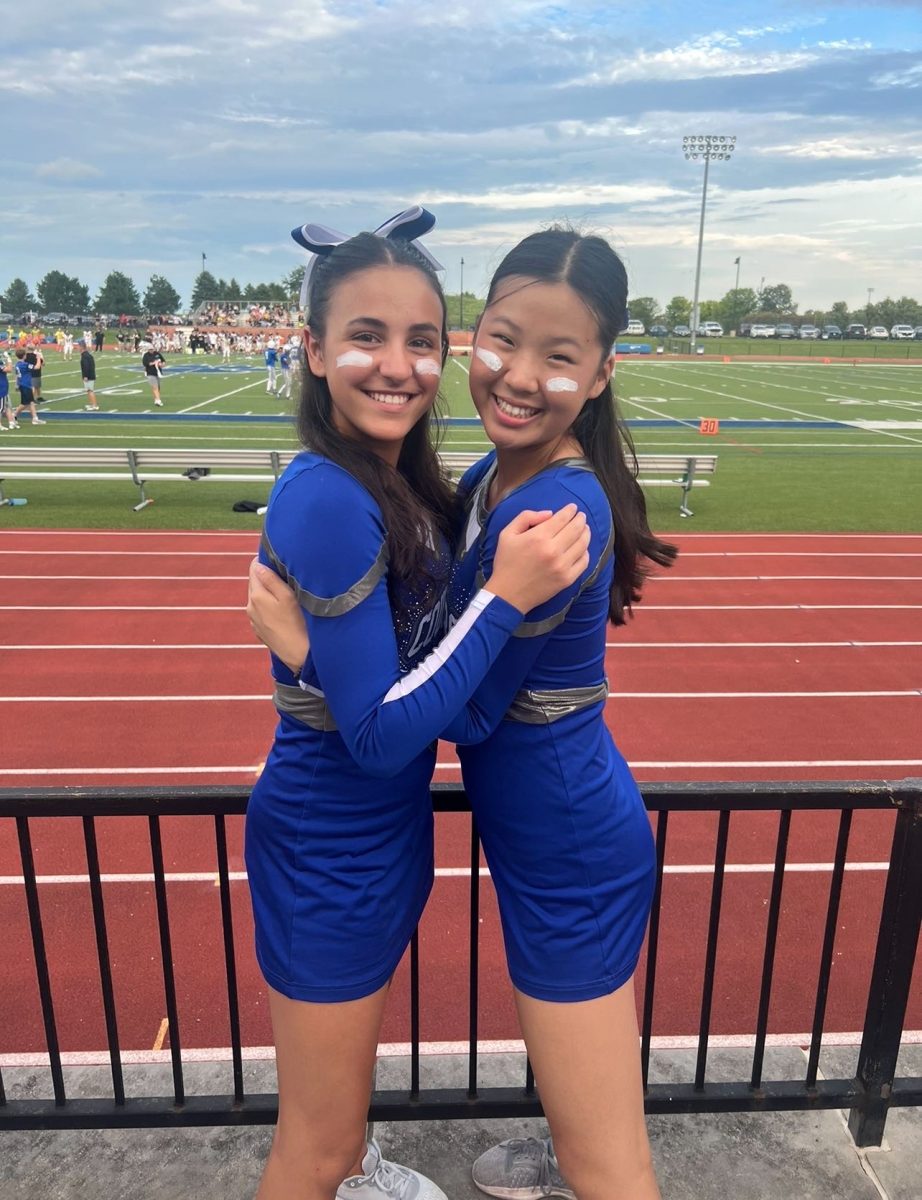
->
872;62;922;89
35;158;103;181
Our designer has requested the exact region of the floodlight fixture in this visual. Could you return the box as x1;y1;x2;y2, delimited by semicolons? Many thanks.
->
681;135;737;348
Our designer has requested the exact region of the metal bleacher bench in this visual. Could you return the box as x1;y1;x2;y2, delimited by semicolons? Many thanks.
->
440;451;717;516
0;447;716;516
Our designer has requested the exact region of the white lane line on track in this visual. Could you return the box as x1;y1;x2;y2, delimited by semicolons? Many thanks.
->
3;644;264;650
3;690;920;702
6;641;921;652
177;377;265;413
10;574;922;584
8;603;922;613
0;862;892;887
7;1030;921;1068
0;550;253;557
7;758;921;777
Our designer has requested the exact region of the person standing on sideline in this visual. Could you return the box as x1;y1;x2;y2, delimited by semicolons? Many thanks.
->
278;345;292;398
0;354;18;429
264;338;279;393
81;346;99;411
25;344;44;403
12;348;45;425
63;331;74;359
93;322;104;352
142;344;166;407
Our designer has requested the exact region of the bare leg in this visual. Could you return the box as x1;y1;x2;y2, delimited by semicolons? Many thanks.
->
514;977;660;1200
255;983;389;1200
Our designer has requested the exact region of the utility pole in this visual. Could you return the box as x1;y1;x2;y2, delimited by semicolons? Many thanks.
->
681;136;737;350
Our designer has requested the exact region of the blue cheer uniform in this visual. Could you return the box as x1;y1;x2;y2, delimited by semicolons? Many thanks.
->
245;452;523;1003
443;453;656;1003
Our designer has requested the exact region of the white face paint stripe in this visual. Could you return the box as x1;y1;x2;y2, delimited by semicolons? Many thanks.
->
335;350;374;369
546;376;579;393
474;347;503;373
414;357;441;378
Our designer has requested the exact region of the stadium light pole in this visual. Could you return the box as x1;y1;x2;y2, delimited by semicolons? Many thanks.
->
460;257;465;330
682;135;736;350
866;286;874;325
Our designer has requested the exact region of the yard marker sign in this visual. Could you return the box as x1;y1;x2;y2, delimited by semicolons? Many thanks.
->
699;418;720;435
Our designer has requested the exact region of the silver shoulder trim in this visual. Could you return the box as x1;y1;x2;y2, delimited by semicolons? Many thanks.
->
511;518;615;638
506;679;609;724
261;529;388;617
274;682;338;731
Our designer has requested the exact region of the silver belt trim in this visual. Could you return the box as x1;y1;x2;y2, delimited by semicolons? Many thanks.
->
274;682;338;731
505;679;609;725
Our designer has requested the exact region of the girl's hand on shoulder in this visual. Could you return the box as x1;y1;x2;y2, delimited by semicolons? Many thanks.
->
488;504;591;613
246;558;311;675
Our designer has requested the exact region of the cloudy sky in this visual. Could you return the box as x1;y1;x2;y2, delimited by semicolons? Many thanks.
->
4;0;921;313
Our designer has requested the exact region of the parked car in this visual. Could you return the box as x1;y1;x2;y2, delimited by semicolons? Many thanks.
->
45;311;69;325
672;324;691;337
623;319;645;335
750;324;776;338
868;326;889;340
649;324;668;337
845;324;866;340
798;325;821;339
822;325;842;339
0;311;15;325
914;327;922;340
890;324;915;340
775;323;797;339
699;321;723;337
18;311;41;324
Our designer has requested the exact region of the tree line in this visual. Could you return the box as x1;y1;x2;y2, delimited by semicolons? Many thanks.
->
5;269;921;333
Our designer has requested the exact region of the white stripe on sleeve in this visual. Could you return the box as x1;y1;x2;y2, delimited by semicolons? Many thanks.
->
382;590;497;704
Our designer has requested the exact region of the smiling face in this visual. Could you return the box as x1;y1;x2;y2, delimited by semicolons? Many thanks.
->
305;264;444;466
470;277;613;466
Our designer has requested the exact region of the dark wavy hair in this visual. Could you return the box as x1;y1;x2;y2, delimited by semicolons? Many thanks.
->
485;227;678;624
297;231;458;607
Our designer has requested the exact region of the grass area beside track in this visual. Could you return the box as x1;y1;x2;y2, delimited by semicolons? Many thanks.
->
2;353;920;533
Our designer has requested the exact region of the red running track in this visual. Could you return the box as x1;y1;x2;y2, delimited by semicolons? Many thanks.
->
1;529;920;1057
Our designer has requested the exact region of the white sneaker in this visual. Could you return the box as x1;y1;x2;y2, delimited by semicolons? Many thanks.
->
337;1138;447;1199
31;418;46;425
84;405;100;412
472;1136;575;1200
8;421;19;429
154;399;163;407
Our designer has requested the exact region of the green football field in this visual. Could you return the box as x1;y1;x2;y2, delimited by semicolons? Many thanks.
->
3;352;921;532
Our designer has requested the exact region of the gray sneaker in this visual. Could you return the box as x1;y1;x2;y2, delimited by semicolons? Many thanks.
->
471;1136;575;1199
337;1137;448;1200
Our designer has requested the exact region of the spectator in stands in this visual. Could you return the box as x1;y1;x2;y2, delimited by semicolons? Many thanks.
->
81;346;99;411
142;344;166;407
12;348;45;425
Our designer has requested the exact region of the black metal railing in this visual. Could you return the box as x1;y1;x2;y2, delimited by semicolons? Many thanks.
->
0;780;919;1146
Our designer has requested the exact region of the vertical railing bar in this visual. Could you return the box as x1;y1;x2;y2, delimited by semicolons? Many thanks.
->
16;816;66;1106
524;1058;535;1097
751;809;792;1088
641;810;669;1088
0;1065;6;1106
213;815;244;1105
694;810;731;1091
806;809;853;1088
848;788;922;1147
467;819;480;1099
148;815;184;1106
82;816;125;1106
410;930;421;1099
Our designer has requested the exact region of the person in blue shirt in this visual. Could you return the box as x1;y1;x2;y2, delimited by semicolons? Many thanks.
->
0;354;17;429
251;227;678;1200
264;340;279;393
277;345;292;398
12;348;45;425
244;213;591;1200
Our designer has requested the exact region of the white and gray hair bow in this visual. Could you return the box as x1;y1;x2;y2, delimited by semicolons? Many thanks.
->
291;205;444;310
